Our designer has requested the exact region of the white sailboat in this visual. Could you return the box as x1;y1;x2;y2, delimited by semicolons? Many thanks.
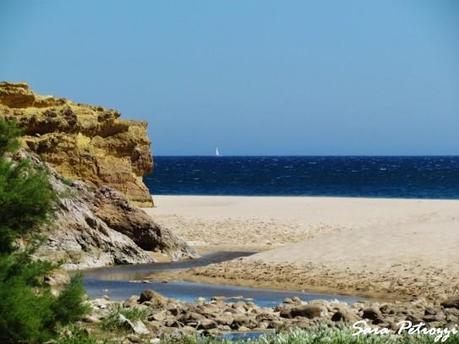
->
215;147;221;157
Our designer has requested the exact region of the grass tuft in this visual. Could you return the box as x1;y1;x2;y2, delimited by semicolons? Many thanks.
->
160;327;459;344
100;305;149;331
55;326;106;344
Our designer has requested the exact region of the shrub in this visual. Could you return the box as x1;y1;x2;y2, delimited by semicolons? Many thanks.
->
0;118;20;156
0;158;56;252
0;117;88;343
52;274;90;324
0;119;55;253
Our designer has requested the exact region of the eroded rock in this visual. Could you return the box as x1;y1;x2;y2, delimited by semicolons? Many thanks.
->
0;81;153;206
280;304;325;319
442;296;459;310
362;307;384;324
14;150;195;268
139;290;167;306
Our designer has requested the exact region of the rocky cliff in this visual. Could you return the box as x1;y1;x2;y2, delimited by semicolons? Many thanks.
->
14;149;195;269
0;81;153;207
0;82;196;268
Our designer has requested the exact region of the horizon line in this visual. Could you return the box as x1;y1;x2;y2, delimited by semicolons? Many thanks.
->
153;154;459;158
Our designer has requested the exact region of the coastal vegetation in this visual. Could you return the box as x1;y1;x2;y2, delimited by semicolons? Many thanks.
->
160;328;459;344
0;118;88;343
54;326;459;344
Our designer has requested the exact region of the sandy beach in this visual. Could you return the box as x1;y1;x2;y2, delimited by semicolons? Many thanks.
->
144;196;459;300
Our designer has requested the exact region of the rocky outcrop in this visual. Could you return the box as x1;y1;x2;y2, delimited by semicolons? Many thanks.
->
14;150;195;269
1;83;196;268
85;290;459;341
0;81;153;207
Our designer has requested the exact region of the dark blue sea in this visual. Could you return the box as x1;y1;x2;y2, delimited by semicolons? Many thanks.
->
144;156;459;199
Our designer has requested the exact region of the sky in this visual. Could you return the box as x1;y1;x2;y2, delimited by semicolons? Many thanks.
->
0;0;458;156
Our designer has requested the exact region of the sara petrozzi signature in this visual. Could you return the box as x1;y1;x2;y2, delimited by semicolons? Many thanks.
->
352;320;459;343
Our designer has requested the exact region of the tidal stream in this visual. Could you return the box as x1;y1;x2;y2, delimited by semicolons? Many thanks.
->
83;251;363;307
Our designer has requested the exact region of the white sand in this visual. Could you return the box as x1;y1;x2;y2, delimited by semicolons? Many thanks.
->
144;196;459;299
145;195;459;256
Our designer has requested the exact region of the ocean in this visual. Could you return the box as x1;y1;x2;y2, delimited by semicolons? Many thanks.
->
144;156;459;199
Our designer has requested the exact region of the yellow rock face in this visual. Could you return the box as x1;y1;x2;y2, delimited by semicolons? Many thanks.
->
0;81;154;207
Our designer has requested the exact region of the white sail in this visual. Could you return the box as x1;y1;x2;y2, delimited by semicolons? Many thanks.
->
215;147;220;156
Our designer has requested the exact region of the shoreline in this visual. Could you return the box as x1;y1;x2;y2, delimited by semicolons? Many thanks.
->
175;258;457;302
151;193;459;201
146;265;390;302
144;195;459;303
146;249;457;302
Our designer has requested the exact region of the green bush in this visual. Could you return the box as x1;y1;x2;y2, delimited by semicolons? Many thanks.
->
52;274;90;324
0;118;20;156
0;158;56;252
0;117;88;343
0;119;55;253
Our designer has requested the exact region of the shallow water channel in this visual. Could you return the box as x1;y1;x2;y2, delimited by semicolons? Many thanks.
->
83;251;363;308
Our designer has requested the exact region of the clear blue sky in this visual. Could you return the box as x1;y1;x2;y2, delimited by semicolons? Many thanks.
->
1;0;458;155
